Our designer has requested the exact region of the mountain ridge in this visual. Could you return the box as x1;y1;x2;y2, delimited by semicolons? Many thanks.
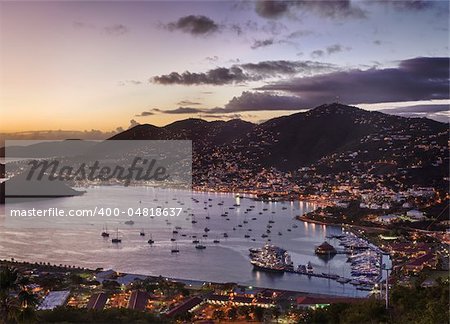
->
109;103;448;173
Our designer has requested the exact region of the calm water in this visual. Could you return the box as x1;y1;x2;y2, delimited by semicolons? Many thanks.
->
0;186;369;297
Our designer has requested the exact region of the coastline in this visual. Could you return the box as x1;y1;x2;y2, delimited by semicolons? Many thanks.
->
0;258;367;299
297;215;343;227
0;187;372;298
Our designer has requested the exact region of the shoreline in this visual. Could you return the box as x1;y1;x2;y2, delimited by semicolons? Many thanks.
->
297;215;343;227
0;258;368;299
0;187;372;298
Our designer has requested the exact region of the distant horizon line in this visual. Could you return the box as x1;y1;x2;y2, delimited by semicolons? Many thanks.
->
1;103;448;143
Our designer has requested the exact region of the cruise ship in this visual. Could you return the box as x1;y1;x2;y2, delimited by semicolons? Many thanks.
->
249;244;294;273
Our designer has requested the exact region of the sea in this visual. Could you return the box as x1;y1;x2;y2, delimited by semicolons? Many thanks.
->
0;186;380;297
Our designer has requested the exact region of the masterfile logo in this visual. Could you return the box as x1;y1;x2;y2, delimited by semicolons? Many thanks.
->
3;140;192;228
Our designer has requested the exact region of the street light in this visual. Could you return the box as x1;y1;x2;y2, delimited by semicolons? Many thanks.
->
381;263;392;309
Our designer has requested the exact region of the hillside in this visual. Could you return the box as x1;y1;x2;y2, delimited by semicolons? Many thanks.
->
107;103;448;190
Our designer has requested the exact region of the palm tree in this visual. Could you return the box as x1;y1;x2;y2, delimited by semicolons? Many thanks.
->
0;267;37;323
0;266;20;323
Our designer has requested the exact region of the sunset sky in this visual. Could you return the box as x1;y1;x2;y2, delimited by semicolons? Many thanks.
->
0;0;449;137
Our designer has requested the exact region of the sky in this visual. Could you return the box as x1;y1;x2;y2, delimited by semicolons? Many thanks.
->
0;0;449;138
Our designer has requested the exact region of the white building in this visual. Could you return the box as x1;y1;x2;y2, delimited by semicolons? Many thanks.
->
376;214;400;224
38;290;70;310
406;209;426;221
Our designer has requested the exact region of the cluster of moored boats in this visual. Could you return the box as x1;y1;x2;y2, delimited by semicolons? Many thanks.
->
100;193;306;253
249;234;383;291
336;233;382;289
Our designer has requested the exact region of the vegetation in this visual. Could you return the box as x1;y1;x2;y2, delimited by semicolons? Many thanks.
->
0;267;38;324
1;265;448;323
36;308;168;323
302;278;449;324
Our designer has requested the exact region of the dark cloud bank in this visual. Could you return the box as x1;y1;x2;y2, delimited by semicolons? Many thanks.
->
258;57;449;106
151;57;449;119
255;0;367;19
164;15;219;35
254;0;435;20
152;60;335;85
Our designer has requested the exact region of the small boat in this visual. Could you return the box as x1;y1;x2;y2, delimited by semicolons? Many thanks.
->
140;230;145;236
111;229;121;244
101;225;110;238
223;233;229;238
124;220;134;225
195;244;206;250
213;239;220;243
192;240;200;244
306;262;314;274
171;243;179;253
336;277;351;284
297;265;307;273
204;227;210;232
244;234;250;238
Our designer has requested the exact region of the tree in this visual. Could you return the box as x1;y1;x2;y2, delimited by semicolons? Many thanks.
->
0;266;37;324
0;266;20;323
271;306;281;322
213;309;225;320
227;306;238;320
253;307;265;322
